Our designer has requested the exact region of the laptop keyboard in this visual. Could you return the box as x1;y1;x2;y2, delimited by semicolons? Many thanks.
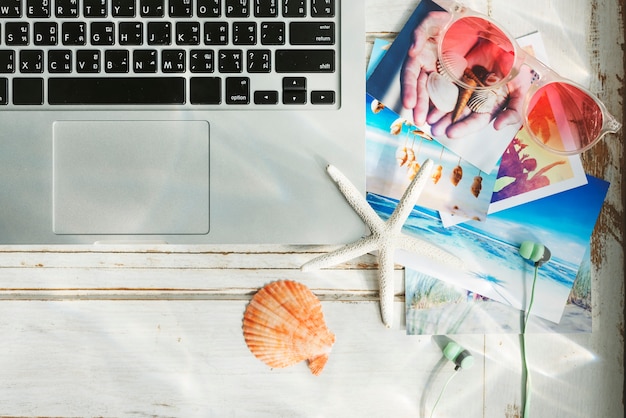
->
0;0;339;107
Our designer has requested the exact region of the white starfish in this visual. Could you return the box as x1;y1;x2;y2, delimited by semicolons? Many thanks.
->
301;158;464;328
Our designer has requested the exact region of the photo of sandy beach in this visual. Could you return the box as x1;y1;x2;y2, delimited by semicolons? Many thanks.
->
405;248;592;335
366;174;608;324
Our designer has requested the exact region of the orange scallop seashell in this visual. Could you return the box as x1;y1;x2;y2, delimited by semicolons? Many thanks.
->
242;280;335;376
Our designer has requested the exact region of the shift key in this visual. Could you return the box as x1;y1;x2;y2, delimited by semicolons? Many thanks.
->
276;50;334;73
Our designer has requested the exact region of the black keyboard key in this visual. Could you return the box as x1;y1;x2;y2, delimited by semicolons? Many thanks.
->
169;0;191;16
48;77;185;104
289;22;334;45
13;77;43;105
84;0;108;16
5;22;29;46
254;90;277;104
140;0;164;16
76;49;101;72
175;22;200;45
203;22;228;45
311;0;333;17
190;77;221;104
34;22;58;45
104;49;129;73
55;0;78;16
112;0;135;16
133;49;157;72
197;0;220;17
62;22;86;45
311;90;334;104
19;50;43;73
0;50;15;73
233;22;256;45
225;0;248;16
283;0;304;17
254;0;277;17
91;22;115;45
147;22;171;45
275;49;334;72
247;49;270;72
161;49;185;72
283;90;306;104
0;0;22;17
190;49;214;72
48;50;72;73
283;76;305;90
260;22;284;45
27;0;51;17
119;22;143;45
0;78;7;104
218;49;242;73
225;76;249;104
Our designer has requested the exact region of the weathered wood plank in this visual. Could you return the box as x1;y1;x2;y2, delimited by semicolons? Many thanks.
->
0;248;369;269
0;267;405;301
0;300;486;417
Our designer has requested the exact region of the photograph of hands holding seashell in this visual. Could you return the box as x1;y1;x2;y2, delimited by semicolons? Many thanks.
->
367;0;540;173
407;26;525;137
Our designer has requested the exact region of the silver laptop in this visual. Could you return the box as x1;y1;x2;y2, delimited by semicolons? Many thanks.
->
0;0;365;244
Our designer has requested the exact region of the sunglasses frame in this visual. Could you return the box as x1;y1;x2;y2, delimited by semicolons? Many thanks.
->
433;0;621;155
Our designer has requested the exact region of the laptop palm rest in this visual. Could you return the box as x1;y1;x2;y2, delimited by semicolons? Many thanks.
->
52;120;209;235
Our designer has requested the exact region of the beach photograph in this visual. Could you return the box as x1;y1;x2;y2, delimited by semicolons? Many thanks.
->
405;246;592;335
366;174;608;323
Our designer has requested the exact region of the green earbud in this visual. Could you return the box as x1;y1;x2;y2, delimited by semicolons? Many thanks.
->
519;241;551;267
443;341;474;370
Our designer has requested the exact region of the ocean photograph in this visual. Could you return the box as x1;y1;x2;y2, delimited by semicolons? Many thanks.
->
405;249;592;335
366;174;608;323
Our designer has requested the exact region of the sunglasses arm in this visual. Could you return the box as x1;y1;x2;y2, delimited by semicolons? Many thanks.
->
431;0;465;13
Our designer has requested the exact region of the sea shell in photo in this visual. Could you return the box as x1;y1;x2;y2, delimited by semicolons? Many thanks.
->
451;165;463;186
451;68;483;122
471;175;483;197
410;126;434;141
242;280;335;376
370;99;385;114
467;85;509;114
407;160;421;181
396;146;410;166
390;117;408;135
437;51;468;80
405;147;416;165
426;72;459;113
432;165;443;184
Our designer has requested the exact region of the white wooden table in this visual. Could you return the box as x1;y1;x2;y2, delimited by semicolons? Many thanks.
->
0;1;623;416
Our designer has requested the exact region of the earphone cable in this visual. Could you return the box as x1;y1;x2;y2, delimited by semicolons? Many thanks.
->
521;264;539;418
429;369;459;418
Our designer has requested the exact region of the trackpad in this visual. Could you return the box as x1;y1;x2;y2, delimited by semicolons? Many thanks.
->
53;120;209;235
